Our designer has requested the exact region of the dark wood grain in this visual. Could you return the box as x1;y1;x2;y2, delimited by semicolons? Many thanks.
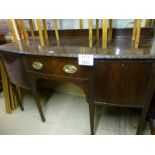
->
94;61;152;108
0;34;155;134
27;28;154;38
0;34;5;44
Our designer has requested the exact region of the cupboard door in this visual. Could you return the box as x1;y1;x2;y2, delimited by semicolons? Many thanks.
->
94;61;152;107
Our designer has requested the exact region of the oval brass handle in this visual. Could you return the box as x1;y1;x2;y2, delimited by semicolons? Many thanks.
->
121;63;125;67
63;65;78;74
32;61;43;70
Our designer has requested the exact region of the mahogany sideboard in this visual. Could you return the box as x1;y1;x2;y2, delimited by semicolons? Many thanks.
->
0;36;155;135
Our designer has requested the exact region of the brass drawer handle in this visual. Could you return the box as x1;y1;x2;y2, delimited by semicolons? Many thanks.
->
32;61;43;70
63;65;78;74
121;63;125;67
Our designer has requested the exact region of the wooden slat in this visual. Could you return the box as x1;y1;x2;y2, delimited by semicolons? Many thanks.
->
29;19;35;41
1;20;21;112
80;19;83;29
132;19;137;41
134;19;142;48
15;20;23;39
32;19;36;30
12;19;21;41
96;19;99;41
108;19;112;41
151;19;155;27
145;19;152;27
19;20;29;46
42;19;48;40
53;19;60;41
102;19;107;48
88;19;93;47
0;61;12;113
36;19;45;46
8;19;18;44
2;20;21;112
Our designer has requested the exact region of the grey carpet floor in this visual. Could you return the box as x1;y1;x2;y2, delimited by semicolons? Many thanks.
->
0;90;150;135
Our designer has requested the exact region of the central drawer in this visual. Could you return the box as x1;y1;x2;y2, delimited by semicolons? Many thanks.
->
24;56;89;79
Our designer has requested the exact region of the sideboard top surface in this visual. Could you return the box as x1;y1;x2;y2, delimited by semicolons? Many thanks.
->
0;36;155;60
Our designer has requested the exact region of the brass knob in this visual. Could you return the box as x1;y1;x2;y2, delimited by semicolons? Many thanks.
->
32;61;43;70
63;65;78;74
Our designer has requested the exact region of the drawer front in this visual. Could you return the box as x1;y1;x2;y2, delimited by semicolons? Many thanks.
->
24;56;89;79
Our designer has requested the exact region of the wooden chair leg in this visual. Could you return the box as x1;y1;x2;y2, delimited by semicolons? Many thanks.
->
11;84;24;111
102;19;108;48
88;19;93;48
89;103;95;135
31;90;46;123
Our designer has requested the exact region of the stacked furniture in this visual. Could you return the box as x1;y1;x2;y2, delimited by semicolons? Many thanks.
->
0;33;5;91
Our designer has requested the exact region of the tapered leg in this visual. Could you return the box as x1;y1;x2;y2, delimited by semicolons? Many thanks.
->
11;84;24;111
31;91;45;123
136;70;155;135
137;107;149;135
89;103;95;135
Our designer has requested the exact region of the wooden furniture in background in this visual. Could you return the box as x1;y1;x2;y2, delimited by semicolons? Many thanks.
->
145;19;155;27
0;19;46;120
28;19;35;41
0;33;5;92
88;19;93;47
0;19;23;113
53;19;60;41
0;52;45;122
0;60;19;113
102;19;108;48
80;19;83;29
36;19;45;46
0;19;60;118
132;19;142;48
108;19;113;41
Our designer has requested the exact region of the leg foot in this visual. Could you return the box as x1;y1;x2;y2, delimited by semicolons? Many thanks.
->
89;103;95;135
137;108;148;135
32;91;46;123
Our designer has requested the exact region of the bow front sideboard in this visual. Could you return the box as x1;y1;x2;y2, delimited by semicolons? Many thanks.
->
1;36;155;135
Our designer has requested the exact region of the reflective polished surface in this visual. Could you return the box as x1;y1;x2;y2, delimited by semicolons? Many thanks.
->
0;36;155;59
